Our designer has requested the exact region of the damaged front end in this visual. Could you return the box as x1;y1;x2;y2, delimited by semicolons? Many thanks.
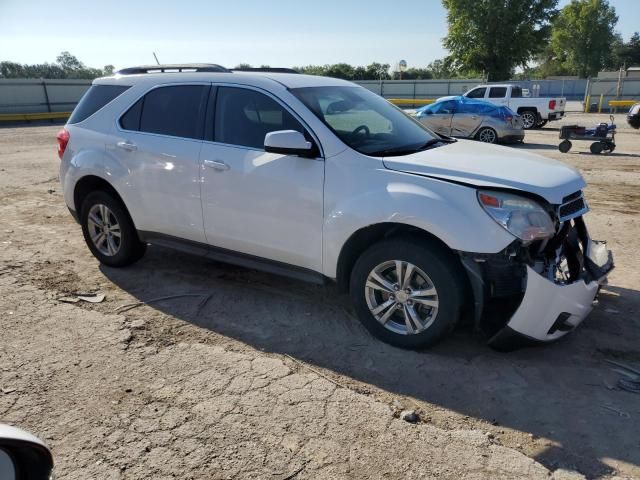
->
461;191;614;351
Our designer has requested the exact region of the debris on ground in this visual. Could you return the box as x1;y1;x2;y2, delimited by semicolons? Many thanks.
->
58;292;105;304
1;387;16;394
605;359;640;394
113;293;208;313
401;410;420;423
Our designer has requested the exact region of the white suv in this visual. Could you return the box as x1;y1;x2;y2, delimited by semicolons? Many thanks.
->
58;64;613;350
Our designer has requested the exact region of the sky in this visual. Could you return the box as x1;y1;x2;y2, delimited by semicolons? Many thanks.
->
0;0;637;70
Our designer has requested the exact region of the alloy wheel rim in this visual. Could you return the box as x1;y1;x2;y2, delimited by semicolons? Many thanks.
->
87;204;121;256
522;112;535;129
365;260;439;335
479;129;496;143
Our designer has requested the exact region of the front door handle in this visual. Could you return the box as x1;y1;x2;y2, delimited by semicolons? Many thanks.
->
203;159;230;171
116;141;137;152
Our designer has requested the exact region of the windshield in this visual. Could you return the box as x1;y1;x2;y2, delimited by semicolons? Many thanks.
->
291;86;441;156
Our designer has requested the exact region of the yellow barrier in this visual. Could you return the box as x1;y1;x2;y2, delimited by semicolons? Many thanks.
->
0;111;71;122
608;100;637;107
388;98;435;106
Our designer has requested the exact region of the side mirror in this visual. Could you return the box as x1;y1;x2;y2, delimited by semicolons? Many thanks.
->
264;130;316;158
0;425;54;480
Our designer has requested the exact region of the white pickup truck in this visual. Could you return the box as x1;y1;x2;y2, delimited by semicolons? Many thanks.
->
440;84;566;130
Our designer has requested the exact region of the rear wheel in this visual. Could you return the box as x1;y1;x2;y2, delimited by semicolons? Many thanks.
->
590;142;604;154
80;191;146;267
349;238;463;349
476;127;498;144
558;140;572;153
520;110;537;129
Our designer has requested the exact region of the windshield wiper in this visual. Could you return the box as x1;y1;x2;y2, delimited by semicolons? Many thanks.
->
369;137;456;157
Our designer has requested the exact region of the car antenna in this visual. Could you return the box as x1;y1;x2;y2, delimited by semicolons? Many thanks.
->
153;52;160;65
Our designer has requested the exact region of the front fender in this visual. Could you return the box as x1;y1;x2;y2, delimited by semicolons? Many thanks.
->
322;167;515;278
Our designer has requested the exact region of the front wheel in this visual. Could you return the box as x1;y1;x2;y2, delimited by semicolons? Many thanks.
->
349;239;463;349
80;191;146;267
590;142;604;154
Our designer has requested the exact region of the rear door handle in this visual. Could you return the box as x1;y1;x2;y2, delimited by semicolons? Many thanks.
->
203;159;230;171
116;141;137;152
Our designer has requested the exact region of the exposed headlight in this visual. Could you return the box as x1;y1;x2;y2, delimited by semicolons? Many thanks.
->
478;190;555;242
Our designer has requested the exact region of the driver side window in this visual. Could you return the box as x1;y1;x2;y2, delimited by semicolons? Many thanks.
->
466;87;486;99
317;93;393;136
214;87;305;149
432;100;457;114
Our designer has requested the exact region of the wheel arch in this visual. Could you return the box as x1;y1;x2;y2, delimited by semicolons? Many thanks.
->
335;222;460;293
516;106;539;115
73;175;130;220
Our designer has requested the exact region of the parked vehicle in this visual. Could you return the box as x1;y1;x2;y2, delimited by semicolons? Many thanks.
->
0;424;54;479
414;96;524;144
439;84;566;130
627;103;640;129
58;64;613;350
559;116;616;154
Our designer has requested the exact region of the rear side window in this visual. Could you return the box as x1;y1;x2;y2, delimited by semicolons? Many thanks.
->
489;87;507;98
68;85;130;124
511;86;523;98
214;87;305;149
120;85;209;140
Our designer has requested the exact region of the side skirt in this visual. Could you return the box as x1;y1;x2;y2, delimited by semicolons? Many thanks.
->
137;231;327;285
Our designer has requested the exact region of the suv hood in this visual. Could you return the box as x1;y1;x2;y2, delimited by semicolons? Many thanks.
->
382;139;585;204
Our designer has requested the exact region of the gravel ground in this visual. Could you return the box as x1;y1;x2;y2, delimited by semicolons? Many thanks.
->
1;113;639;479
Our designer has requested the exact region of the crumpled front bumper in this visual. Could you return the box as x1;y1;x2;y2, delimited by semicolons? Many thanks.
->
487;239;614;351
488;266;599;350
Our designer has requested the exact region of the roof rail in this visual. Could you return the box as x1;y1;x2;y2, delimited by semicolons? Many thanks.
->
231;67;299;74
116;64;230;75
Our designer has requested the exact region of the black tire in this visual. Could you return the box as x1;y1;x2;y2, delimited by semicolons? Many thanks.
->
590;142;604;154
80;191;146;267
349;238;464;349
520;110;537;130
558;140;572;153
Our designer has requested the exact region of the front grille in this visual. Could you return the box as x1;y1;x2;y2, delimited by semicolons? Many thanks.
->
558;195;588;222
562;190;582;203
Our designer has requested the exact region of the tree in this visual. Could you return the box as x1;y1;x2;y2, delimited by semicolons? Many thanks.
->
0;53;116;79
614;32;640;68
442;0;558;81
549;0;618;77
56;51;84;71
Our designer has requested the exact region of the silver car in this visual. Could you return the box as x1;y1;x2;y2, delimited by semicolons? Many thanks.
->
415;96;524;144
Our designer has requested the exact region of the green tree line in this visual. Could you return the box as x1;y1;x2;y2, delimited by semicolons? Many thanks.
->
2;1;639;81
0;52;114;80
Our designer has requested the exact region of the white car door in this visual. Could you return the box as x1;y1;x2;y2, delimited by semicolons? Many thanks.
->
199;85;324;271
110;84;209;244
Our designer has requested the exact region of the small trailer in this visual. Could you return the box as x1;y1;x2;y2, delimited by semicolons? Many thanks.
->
558;116;616;154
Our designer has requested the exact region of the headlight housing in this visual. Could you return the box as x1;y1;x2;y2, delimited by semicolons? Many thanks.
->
478;190;555;242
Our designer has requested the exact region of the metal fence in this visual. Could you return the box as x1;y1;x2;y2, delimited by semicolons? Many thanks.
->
0;78;91;114
354;78;589;101
0;76;637;116
584;77;640;112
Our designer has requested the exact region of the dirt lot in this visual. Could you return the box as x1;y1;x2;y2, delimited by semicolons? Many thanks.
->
1;114;639;479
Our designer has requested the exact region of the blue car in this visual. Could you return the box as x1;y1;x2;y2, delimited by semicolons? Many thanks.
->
415;96;525;144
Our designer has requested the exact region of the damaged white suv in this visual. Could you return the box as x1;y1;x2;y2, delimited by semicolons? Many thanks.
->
58;64;613;350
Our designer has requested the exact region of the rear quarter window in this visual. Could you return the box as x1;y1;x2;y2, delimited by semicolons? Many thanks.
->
68;85;130;124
